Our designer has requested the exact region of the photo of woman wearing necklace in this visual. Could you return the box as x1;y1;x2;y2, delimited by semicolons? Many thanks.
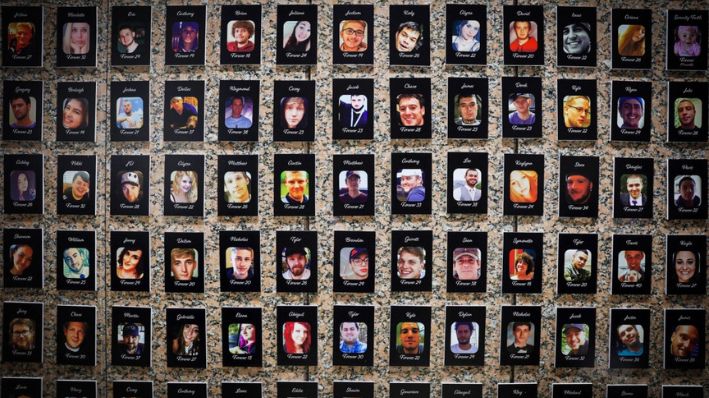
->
451;20;481;52
283;21;311;52
169;170;198;204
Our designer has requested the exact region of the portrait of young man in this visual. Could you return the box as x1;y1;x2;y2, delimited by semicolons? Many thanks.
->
617;250;646;283
3;301;43;363
338;94;368;128
509;20;538;53
395;169;425;203
226;20;255;53
281;170;309;205
389;5;430;66
451;248;482;281
561;324;589;356
508;93;536;125
396;93;426;127
564;172;594;205
170;248;198;282
8;93;36;129
338;171;368;205
564;249;592;283
224;96;252;129
450;322;478;354
226;247;254;281
396;322;424;355
338;322;367;354
452;168;482;202
617;97;645;129
341;247;368;281
396;246;426;280
454;93;482;126
57;306;96;366
164;233;206;291
281;246;311;281
506;322;534;356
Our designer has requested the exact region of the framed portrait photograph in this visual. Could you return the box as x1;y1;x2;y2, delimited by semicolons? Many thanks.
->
390;78;431;139
273;154;315;216
333;230;375;293
2;6;43;67
333;4;373;65
56;304;96;366
499;305;541;366
608;308;650;368
332;305;374;366
217;155;258;216
557;233;598;295
167;383;207;398
276;230;317;293
558;156;599;218
391;152;432;215
555;307;595;368
666;81;707;143
665;234;706;295
57;380;96;398
606;385;648;398
390;5;430;66
447;152;488;214
503;153;544;216
56;81;96;142
276;5;317;65
111;6;150;66
110;230;150;292
110;155;150;216
2;80;42;140
111;306;151;367
221;307;262;367
2;301;43;363
56;230;95;291
277;382;318;398
502;232;543;294
165;308;206;368
163;80;204;141
664;308;705;369
333;154;374;216
1;378;42;398
613;157;654;218
501;77;542;138
557;79;597;141
163;154;204;217
332;79;374;140
219;230;260;293
391;230;432;292
666;158;707;220
276;305;318;366
389;305;431;367
610;81;652;141
448;78;488;139
557;6;596;67
666;10;708;71
612;9;652;69
444;306;485;366
56;155;96;215
110;80;149;141
611;234;652;295
3;154;43;214
3;228;43;289
218;80;259;142
220;5;261;65
273;80;315;141
446;231;487;293
164;232;204;293
164;6;205;66
445;4;487;65
222;382;262;398
334;382;373;398
56;6;96;67
503;5;544;65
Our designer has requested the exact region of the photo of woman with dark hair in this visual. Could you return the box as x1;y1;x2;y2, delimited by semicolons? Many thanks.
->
8;244;33;277
510;251;534;281
283;21;311;52
280;97;308;130
10;171;36;202
62;98;89;129
229;323;257;355
451;20;480;52
116;245;145;280
672;250;700;285
617;25;645;56
171;323;200;356
283;321;311;354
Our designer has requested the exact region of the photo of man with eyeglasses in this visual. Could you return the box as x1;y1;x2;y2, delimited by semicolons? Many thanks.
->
341;247;368;281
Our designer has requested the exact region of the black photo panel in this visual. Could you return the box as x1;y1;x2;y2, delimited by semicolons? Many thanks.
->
2;6;43;67
555;307;596;368
110;230;150;292
445;4;487;65
503;5;544;65
552;384;593;398
165;6;205;66
165;308;206;368
557;79;597;141
56;155;96;215
665;234;706;295
390;5;430;66
111;6;151;66
667;81;708;143
110;155;150;216
277;382;318;398
333;304;374;366
667;10;708;71
276;5;317;65
56;304;96;366
500;306;541;366
221;307;262;367
612;9;652;69
164;232;204;293
333;230;375;293
219;230;260;293
3;80;42;140
446;231;487;293
163;80;204;141
667;158;707;220
391;230;432;292
164;154;204;216
56;230;95;291
333;154;374;216
1;378;42;398
218;155;259;216
2;301;43;363
442;384;483;398
502;232;543;294
557;6;596;67
110;80;149;141
3;228;42;289
611;234;652;295
389;383;430;398
332;78;374;140
56;7;96;67
447;152;488;214
276;230;317;293
167;383;207;398
502;77;542;138
57;380;96;398
3;154;43;214
613;157;654;218
389;305;431;367
662;386;704;398
390;78;432;139
391;152;432;215
273;80;316;141
333;4;374;65
113;381;153;398
220;5;261;65
56;81;96;142
504;153;544;216
558;156;599;218
664;308;705;369
334;381;374;398
557;233;598;295
273;153;316;216
610;81;652;141
218;80;259;142
607;385;648;398
444;306;485;366
276;305;318;366
608;308;650;368
111;306;151;367
448;78;489;139
222;382;262;398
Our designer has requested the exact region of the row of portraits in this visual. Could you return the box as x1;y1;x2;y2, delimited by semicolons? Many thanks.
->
4;154;707;220
4;227;706;297
3;302;705;371
2;5;707;70
3;79;708;143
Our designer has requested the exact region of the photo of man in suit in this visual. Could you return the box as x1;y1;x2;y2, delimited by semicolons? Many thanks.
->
620;174;646;207
453;168;482;201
